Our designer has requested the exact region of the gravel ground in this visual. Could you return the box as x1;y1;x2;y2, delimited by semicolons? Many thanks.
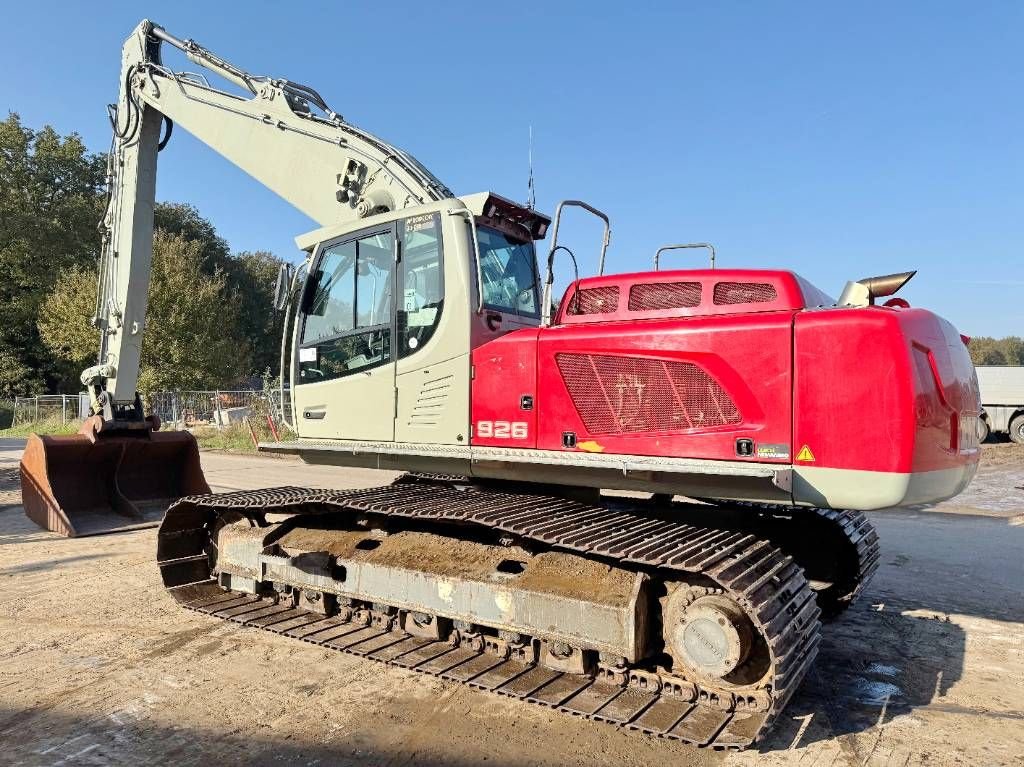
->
0;440;1022;766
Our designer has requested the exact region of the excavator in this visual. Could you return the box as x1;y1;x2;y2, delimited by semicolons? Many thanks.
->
20;20;981;749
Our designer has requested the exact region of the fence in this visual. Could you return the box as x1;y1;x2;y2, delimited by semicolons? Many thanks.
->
10;395;90;428
149;389;293;430
8;390;292;431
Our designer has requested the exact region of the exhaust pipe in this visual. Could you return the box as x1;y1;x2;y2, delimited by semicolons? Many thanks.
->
838;271;917;307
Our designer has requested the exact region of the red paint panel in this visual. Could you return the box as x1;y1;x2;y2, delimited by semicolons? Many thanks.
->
471;329;539;447
469;284;979;487
535;312;794;461
793;307;980;474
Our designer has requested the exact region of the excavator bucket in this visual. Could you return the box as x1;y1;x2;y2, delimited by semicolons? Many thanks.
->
20;427;210;538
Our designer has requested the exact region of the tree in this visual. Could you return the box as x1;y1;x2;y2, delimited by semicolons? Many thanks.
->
968;336;1024;366
228;250;287;376
155;202;231;272
40;231;251;397
137;233;250;393
7;116;284;397
0;113;106;393
0;347;36;399
154;203;285;376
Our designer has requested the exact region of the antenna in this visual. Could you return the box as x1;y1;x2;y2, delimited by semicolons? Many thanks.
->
527;125;536;209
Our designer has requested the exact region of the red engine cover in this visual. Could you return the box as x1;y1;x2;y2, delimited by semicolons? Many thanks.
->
470;268;980;509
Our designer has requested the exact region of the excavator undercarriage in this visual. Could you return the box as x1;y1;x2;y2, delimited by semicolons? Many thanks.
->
157;474;878;749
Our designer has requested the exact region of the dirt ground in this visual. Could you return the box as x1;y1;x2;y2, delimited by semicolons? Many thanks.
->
1;439;1022;766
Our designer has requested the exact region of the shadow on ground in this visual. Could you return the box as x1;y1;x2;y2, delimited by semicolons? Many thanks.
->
0;703;545;767
762;601;967;750
0;552;112;575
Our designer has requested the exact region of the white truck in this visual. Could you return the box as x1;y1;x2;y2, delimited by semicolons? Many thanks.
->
977;365;1024;443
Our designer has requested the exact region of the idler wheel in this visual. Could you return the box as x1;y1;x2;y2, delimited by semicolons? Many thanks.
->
664;586;761;685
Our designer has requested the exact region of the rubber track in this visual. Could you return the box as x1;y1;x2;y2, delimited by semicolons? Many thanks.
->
157;484;822;750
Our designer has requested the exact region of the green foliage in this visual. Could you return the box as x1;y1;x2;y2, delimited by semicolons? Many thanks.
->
0;418;78;438
0;348;39;399
228;251;287;375
155;202;231;271
40;231;253;398
191;423;258;452
0;114;285;397
968;336;1024;366
0;113;106;393
151;204;286;377
139;232;253;394
35;265;96;372
0;398;14;429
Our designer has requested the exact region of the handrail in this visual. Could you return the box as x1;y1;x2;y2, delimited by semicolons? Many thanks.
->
654;243;716;270
541;200;612;326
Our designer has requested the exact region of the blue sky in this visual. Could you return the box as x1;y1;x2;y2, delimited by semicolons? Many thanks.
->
2;2;1021;336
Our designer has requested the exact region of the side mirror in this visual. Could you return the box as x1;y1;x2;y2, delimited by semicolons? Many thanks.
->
273;263;294;311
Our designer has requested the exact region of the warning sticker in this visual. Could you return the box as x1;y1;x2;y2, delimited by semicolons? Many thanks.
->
796;445;815;462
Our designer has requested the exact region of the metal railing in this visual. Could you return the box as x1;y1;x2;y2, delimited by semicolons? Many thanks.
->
10;395;90;428
149;389;293;430
7;390;292;432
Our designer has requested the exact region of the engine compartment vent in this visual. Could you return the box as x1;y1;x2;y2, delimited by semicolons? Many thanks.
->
566;286;619;315
555;353;741;435
408;374;453;428
628;281;702;311
713;282;778;305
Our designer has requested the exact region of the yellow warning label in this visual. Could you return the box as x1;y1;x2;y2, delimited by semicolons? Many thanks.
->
796;445;815;462
577;440;605;453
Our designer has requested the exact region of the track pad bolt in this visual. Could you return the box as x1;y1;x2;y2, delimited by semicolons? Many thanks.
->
550;641;573;658
599;652;627;669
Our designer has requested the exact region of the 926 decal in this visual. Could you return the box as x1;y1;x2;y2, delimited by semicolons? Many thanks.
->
475;420;528;439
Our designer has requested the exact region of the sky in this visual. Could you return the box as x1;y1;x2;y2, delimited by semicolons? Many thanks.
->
1;2;1021;336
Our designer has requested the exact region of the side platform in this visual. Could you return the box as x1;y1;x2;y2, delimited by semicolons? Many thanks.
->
260;438;793;505
260;438;972;510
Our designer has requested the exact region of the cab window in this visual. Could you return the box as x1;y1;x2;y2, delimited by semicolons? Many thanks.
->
299;229;394;383
399;213;443;358
477;226;539;317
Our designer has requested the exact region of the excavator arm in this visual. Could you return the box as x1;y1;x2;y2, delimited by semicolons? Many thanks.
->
85;19;455;419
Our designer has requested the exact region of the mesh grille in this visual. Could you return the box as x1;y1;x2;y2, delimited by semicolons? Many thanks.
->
628;282;702;311
566;286;619;315
555;353;741;435
713;282;777;305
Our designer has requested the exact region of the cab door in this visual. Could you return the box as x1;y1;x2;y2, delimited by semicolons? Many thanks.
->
294;225;396;441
